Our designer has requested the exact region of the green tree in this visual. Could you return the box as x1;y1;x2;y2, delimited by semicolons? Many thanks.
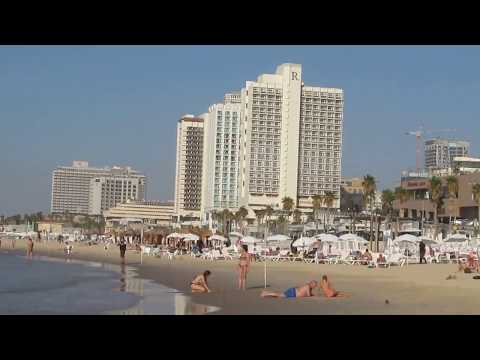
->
293;208;302;224
235;206;249;234
429;176;443;239
281;197;294;223
312;194;324;232
255;209;265;237
362;174;377;249
323;191;336;230
264;205;274;236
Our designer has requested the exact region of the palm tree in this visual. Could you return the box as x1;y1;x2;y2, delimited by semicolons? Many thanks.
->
221;209;232;235
381;189;395;227
323;191;336;230
281;197;294;223
235;206;249;235
255;209;265;237
293;208;302;224
264;205;274;237
472;183;480;230
429;176;443;240
362;174;377;249
312;194;324;232
445;175;459;228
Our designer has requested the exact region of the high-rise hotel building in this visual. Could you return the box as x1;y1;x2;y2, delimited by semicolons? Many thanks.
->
174;63;343;221
51;161;146;215
174;115;205;220
201;93;242;215
239;63;343;210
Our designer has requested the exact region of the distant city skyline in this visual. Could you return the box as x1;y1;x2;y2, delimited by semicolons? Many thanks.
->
1;46;479;215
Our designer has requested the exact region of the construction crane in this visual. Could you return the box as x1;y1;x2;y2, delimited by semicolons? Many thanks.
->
405;126;457;173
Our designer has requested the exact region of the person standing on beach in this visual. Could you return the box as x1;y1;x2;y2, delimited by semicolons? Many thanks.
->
26;237;34;259
12;236;16;249
419;240;426;264
119;240;127;264
238;245;250;290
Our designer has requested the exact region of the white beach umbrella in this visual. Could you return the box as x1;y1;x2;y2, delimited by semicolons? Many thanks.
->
292;237;316;248
393;234;420;243
240;236;259;244
266;234;291;242
210;234;227;242
315;233;339;243
339;233;368;243
182;234;200;242
229;232;243;238
166;232;181;239
445;234;468;243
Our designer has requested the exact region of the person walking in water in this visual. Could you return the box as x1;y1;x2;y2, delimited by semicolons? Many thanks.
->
238;245;250;290
119;240;127;264
26;237;34;259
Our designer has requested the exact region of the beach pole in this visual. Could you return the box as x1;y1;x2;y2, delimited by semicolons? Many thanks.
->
140;224;144;265
264;223;268;288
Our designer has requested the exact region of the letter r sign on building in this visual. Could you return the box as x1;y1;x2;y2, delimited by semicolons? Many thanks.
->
292;72;299;80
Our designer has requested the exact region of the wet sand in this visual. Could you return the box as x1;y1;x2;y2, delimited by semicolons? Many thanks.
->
3;238;479;314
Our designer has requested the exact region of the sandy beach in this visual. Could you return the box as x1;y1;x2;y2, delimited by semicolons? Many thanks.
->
2;238;480;314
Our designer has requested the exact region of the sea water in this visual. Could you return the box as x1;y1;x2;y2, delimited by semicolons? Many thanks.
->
0;252;219;315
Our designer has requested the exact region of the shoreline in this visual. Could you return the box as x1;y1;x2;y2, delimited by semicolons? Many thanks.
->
2;238;480;314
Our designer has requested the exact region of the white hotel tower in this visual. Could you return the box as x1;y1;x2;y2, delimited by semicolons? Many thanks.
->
174;63;344;223
201;93;242;215
238;63;343;211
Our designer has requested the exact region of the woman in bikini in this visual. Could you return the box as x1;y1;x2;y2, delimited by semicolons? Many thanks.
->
238;245;250;290
190;270;211;293
320;275;348;298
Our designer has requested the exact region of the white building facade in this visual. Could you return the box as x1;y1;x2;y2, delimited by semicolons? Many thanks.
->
238;63;343;211
51;161;146;215
201;93;242;215
174;116;205;220
88;169;146;216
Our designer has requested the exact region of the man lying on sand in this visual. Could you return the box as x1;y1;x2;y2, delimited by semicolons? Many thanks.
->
320;275;349;298
261;280;318;299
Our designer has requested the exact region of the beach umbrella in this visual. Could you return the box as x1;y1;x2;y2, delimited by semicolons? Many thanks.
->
229;232;243;238
421;238;438;246
445;234;468;243
210;234;227;242
266;234;291;242
339;233;368;243
315;233;339;242
240;236;259;244
292;237;316;248
182;234;200;242
166;233;181;239
393;234;420;243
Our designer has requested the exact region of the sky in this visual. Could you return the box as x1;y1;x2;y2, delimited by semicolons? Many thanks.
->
1;45;480;216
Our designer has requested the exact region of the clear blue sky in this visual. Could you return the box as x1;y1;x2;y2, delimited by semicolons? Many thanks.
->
1;46;479;215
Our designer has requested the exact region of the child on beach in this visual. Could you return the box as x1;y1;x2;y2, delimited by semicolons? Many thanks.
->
320;275;348;298
190;270;212;293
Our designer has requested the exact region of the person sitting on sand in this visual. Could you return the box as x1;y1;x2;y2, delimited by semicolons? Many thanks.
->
320;275;349;298
458;253;478;273
190;270;212;293
363;249;372;261
260;280;318;299
377;253;386;264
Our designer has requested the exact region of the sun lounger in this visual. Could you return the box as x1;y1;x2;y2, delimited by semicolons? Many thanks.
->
385;253;405;267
